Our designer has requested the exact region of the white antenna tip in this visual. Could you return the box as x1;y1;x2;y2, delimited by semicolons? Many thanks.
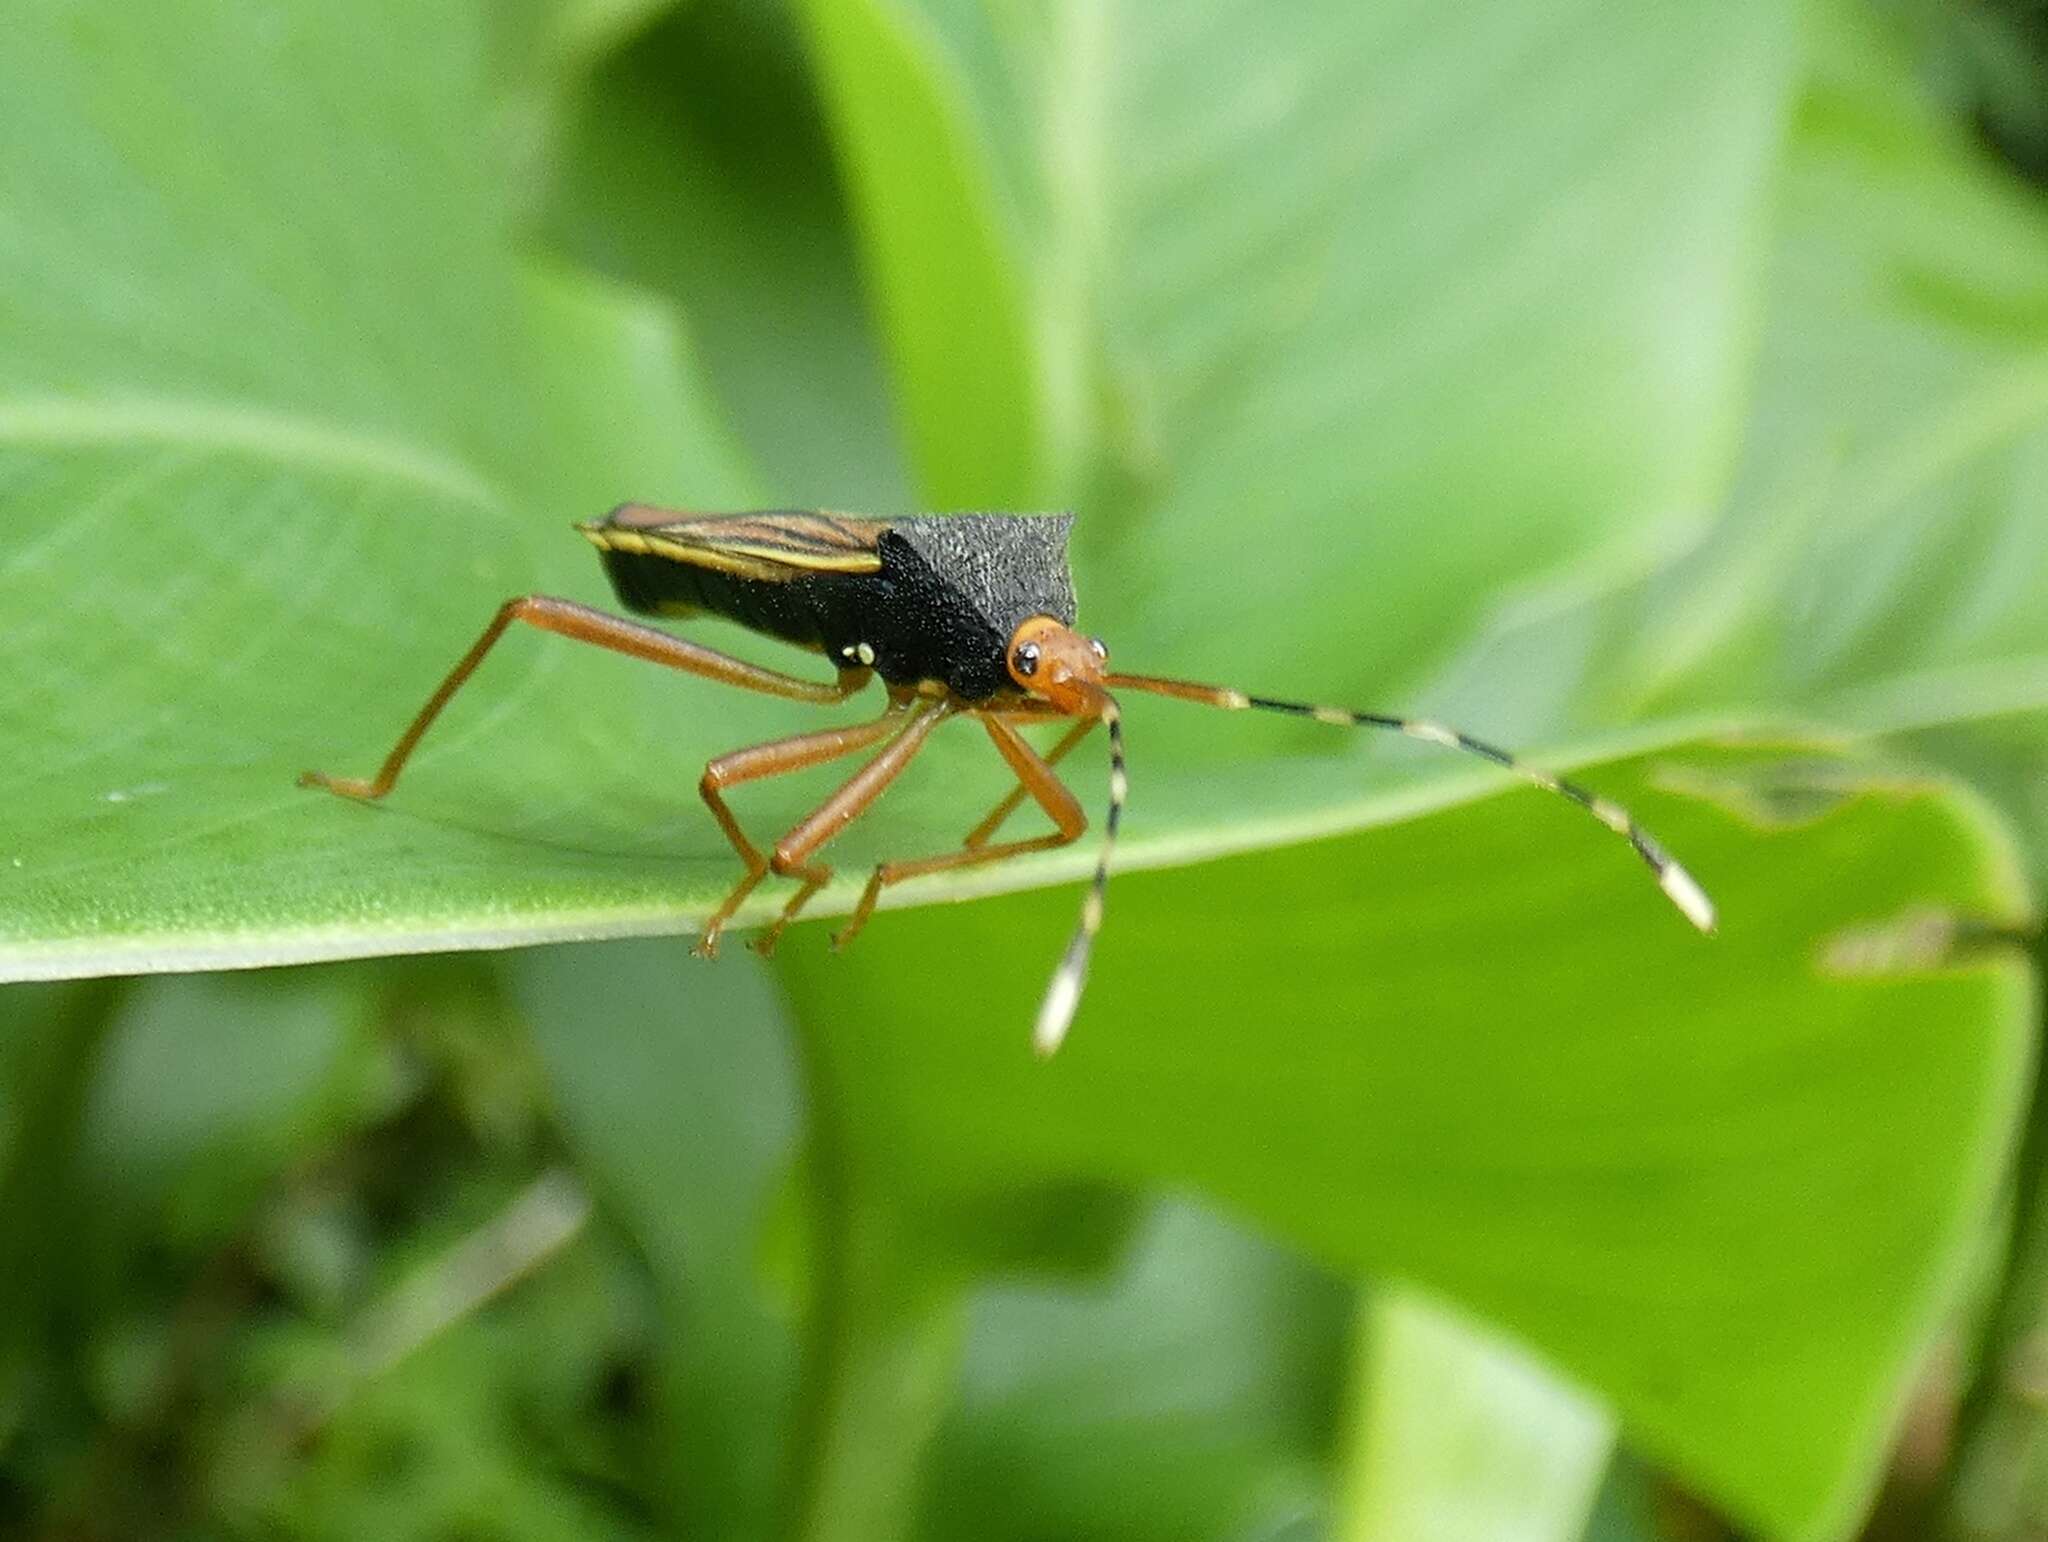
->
1033;965;1083;1058
1661;862;1717;934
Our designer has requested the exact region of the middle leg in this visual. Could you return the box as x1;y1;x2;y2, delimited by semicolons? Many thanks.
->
746;697;957;955
694;704;914;957
831;713;1089;952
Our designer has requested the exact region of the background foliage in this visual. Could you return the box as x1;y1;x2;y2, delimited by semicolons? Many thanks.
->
4;0;2048;1538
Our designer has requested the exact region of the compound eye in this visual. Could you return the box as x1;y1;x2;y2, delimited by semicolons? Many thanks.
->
1088;636;1109;661
1013;640;1041;678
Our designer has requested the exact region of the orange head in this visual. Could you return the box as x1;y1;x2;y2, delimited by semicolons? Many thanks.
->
1002;617;1126;1058
1005;616;1110;713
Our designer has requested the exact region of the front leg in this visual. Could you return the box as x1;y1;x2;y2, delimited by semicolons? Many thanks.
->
832;712;1088;952
964;714;1096;848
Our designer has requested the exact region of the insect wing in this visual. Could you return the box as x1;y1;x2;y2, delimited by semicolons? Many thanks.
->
581;506;889;582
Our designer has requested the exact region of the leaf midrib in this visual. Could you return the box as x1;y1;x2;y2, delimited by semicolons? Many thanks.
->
0;393;503;509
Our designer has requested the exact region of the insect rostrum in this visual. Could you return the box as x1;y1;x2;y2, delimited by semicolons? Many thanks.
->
302;506;1716;1056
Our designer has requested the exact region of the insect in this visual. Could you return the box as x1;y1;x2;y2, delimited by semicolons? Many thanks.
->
303;506;1716;1055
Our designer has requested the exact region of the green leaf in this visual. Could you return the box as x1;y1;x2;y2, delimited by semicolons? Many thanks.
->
2;8;2041;1535
539;1;912;509
250;1227;661;1542
505;941;803;1542
776;746;2035;1539
1336;1291;1613;1542
0;0;1824;989
0;0;1780;979
927;1201;1347;1542
78;971;365;1248
1655;6;2048;730
1436;2;2048;749
0;980;119;1446
0;0;784;979
801;0;1799;690
493;0;685;210
797;0;1050;507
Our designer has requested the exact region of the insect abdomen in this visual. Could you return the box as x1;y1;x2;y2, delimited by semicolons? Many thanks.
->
593;547;845;649
592;546;702;618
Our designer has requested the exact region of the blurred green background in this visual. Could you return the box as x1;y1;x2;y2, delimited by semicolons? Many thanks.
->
4;0;2048;1538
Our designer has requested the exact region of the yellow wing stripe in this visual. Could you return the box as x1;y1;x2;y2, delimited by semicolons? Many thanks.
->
578;507;887;580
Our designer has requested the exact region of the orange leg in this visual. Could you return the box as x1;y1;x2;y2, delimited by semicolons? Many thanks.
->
831;713;1088;952
963;715;1096;848
737;697;957;955
301;595;870;801
693;705;919;957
